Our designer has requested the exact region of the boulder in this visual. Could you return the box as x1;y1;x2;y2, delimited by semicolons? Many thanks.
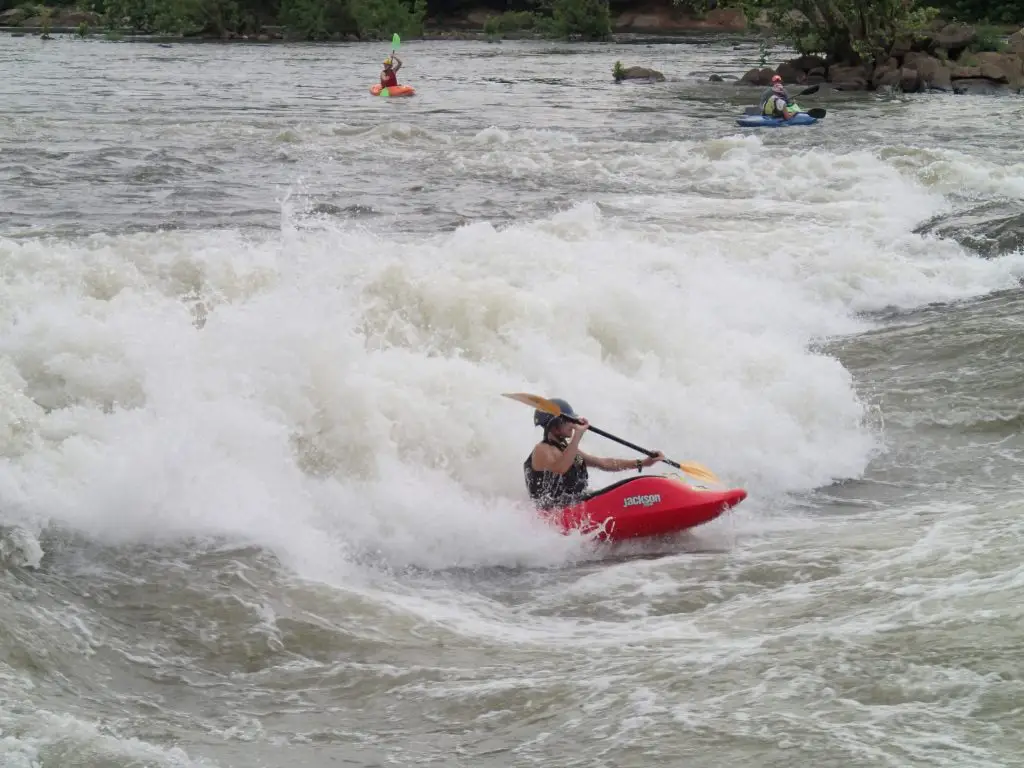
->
950;64;982;79
946;52;1024;90
974;51;1023;87
790;54;827;72
902;51;929;68
872;60;896;87
904;53;951;90
932;22;977;59
1009;27;1024;58
828;63;870;90
889;36;914;59
616;66;665;82
755;20;1023;96
979;61;1009;83
876;69;902;88
740;67;775;86
914;202;1024;258
925;64;952;91
951;79;1009;96
899;67;922;92
775;60;805;83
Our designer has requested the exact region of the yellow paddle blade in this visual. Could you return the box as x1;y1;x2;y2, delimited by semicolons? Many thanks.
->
676;462;720;484
501;392;565;416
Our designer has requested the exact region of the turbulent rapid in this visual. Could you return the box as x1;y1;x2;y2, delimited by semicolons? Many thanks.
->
2;33;1023;768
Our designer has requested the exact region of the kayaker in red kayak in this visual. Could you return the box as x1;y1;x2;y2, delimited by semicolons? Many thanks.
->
381;56;402;88
523;398;664;510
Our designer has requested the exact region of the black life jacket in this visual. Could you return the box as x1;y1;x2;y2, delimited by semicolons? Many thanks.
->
523;436;589;510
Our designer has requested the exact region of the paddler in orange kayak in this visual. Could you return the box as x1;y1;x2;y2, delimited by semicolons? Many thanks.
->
523;398;664;510
380;55;402;88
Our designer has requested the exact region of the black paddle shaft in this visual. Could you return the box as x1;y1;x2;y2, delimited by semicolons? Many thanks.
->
563;416;681;469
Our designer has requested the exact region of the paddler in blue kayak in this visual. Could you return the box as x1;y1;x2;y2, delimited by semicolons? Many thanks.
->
523;398;664;510
760;74;796;119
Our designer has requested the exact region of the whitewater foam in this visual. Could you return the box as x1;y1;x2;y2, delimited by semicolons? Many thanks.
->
2;138;1024;575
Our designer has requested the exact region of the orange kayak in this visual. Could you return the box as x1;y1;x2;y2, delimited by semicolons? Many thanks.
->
370;84;416;97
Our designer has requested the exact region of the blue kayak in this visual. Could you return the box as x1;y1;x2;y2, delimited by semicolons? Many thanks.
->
736;112;818;128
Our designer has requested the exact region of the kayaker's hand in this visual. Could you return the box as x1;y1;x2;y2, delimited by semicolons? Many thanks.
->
642;451;665;467
570;418;590;439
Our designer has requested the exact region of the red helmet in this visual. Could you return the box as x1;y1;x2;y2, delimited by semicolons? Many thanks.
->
771;74;782;83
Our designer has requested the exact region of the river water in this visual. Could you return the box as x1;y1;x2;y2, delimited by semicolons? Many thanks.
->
2;33;1023;768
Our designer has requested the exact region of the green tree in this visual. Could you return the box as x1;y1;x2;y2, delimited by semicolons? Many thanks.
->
278;0;353;38
700;0;940;63
551;0;610;39
347;0;426;38
935;0;1024;24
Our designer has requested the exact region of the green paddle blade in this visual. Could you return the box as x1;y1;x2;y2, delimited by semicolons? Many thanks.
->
391;33;400;51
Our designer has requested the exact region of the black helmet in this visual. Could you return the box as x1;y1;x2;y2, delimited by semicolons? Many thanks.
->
534;398;576;430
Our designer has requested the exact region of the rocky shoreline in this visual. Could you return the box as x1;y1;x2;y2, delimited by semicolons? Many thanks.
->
741;22;1024;95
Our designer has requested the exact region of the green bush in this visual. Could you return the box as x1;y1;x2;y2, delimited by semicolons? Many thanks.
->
103;0;210;34
99;0;421;38
279;0;353;38
969;23;1008;52
482;3;610;40
935;0;1024;25
551;0;610;40
1;4;28;22
347;0;424;38
80;0;618;41
482;10;549;35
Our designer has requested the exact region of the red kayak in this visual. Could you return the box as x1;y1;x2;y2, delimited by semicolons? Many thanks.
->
545;475;747;541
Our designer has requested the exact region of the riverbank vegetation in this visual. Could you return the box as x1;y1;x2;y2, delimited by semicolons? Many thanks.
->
481;0;610;40
726;0;1023;94
0;0;615;39
730;0;1021;63
0;0;1020;47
